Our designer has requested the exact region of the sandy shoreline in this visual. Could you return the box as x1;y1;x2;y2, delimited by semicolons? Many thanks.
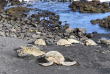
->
0;33;110;74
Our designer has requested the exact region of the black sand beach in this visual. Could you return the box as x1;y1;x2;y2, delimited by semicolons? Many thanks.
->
0;0;110;74
0;34;110;74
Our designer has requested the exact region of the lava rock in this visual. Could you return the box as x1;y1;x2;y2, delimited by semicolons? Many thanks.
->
6;7;31;17
69;1;110;13
91;15;110;28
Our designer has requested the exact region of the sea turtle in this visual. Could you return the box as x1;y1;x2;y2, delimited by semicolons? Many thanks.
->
84;39;97;46
68;39;80;44
17;45;45;57
39;51;77;66
97;38;110;45
57;39;80;46
57;39;72;46
34;39;46;46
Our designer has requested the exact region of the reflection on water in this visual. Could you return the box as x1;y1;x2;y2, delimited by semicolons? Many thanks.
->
24;2;110;33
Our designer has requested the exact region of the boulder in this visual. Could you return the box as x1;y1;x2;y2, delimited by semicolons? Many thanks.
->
65;28;74;33
69;1;110;13
77;28;86;34
74;28;86;38
86;33;95;38
6;7;31;17
0;0;8;7
90;19;100;24
91;15;110;28
9;0;21;5
102;2;109;8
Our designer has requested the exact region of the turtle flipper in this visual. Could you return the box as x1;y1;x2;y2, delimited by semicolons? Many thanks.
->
61;61;77;66
39;60;54;66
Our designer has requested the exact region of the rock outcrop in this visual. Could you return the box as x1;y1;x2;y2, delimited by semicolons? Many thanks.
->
9;0;21;5
69;1;110;13
6;7;31;17
90;16;110;28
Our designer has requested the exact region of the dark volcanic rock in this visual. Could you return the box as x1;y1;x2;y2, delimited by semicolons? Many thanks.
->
90;19;101;24
0;0;8;8
91;16;110;28
0;7;89;45
9;0;21;5
74;28;86;38
6;7;31;17
69;1;110;13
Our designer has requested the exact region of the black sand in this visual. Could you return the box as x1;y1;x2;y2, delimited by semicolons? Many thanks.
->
0;33;110;74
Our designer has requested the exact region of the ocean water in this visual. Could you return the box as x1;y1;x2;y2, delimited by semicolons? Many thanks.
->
24;1;110;33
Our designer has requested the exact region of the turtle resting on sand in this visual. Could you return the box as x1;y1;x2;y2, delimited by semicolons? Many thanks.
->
17;45;45;57
97;38;110;45
39;51;77;66
84;39;97;46
57;39;71;46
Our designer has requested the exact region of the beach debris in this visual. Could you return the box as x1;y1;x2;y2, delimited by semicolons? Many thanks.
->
39;51;77;66
34;39;46;46
17;45;45;57
97;38;110;45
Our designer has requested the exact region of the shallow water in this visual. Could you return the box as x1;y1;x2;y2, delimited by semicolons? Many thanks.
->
24;2;110;33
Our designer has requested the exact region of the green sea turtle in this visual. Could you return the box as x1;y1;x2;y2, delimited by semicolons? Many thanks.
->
17;45;45;57
57;39;80;46
84;39;97;46
34;39;46;46
57;39;71;46
17;46;76;66
39;51;77;66
97;38;110;45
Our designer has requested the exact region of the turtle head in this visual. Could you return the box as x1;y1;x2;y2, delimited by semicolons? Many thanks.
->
84;41;91;46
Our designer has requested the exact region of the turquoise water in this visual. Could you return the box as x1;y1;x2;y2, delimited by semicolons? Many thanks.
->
23;2;110;33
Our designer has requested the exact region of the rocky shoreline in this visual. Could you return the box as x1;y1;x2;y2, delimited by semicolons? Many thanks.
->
0;0;93;45
0;0;110;45
0;0;110;74
69;1;110;13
